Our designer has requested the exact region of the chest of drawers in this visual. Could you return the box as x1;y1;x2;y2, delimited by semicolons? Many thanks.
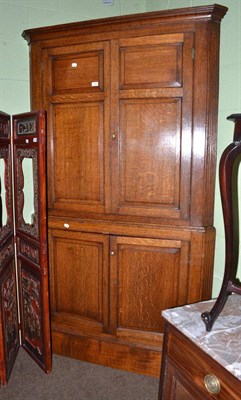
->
159;295;241;399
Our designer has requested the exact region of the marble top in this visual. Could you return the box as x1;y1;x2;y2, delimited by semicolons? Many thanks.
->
163;294;241;380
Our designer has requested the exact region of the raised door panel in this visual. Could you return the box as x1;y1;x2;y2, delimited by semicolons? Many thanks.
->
42;41;110;215
119;33;183;89
52;103;104;211
109;236;189;345
119;98;181;214
52;51;103;94
49;229;109;334
111;33;194;220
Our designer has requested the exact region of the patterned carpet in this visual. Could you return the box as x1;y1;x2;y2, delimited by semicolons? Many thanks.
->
1;349;159;400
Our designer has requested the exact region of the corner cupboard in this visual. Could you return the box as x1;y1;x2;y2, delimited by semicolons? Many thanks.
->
22;4;228;377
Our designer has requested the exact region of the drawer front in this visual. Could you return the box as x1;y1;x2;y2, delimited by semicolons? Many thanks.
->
167;327;241;400
163;357;208;400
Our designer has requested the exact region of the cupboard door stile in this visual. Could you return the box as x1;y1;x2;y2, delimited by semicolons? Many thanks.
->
191;23;222;227
29;42;44;111
187;228;216;303
179;32;194;221
109;39;120;220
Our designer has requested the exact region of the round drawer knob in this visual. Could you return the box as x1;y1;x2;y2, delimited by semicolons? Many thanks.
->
204;374;221;394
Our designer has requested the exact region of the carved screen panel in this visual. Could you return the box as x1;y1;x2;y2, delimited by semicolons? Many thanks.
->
0;111;20;385
0;261;20;385
12;111;51;373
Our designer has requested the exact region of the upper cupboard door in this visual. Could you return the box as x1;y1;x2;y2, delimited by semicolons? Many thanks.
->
43;42;111;215
110;33;194;221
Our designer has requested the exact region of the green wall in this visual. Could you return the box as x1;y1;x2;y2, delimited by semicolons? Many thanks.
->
0;0;240;298
145;2;241;297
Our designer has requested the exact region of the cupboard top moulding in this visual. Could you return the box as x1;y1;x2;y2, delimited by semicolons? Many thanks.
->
22;4;228;228
22;4;227;44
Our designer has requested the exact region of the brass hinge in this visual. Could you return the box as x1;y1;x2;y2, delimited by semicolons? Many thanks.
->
18;326;22;345
192;48;195;60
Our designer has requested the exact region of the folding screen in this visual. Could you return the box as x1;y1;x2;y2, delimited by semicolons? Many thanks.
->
0;110;51;385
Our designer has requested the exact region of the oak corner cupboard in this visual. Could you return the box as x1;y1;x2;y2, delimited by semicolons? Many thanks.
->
22;3;228;377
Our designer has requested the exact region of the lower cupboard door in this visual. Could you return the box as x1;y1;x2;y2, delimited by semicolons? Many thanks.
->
48;229;110;335
109;236;190;344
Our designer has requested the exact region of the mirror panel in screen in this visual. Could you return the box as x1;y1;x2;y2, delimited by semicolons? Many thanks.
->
22;157;35;225
16;148;39;239
0;157;7;227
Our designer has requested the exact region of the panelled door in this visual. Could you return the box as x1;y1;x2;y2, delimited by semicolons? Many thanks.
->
0;110;51;385
109;236;190;344
49;230;191;354
110;33;194;220
42;41;111;216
